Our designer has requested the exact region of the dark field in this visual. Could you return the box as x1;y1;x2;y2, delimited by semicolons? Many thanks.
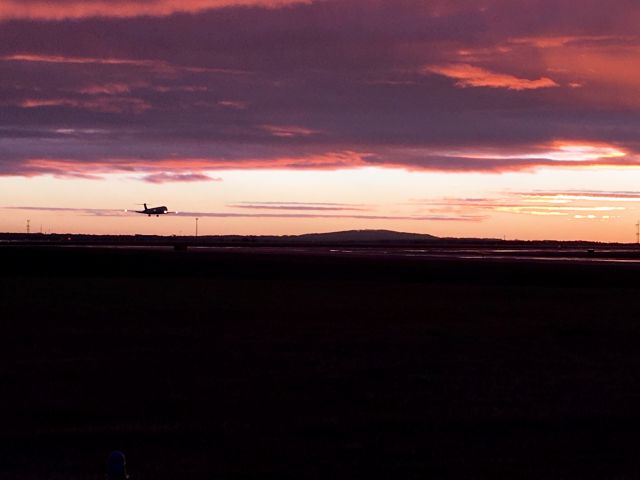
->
4;246;640;479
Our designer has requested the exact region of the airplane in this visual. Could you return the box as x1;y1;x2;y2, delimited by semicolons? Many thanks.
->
125;203;176;217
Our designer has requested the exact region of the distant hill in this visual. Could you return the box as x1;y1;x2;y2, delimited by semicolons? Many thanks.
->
0;230;628;247
292;229;439;242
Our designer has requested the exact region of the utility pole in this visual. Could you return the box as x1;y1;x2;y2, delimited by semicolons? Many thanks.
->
195;217;199;238
26;219;30;235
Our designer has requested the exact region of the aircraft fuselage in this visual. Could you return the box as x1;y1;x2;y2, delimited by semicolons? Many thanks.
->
135;206;169;216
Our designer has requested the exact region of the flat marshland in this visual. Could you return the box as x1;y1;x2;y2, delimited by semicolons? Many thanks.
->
3;246;640;479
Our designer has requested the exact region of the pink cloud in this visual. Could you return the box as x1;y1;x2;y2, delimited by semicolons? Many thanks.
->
217;100;249;110
3;140;640;181
0;0;312;21
78;83;135;95
2;54;246;77
2;205;484;222
3;0;640;182
446;35;640;105
424;63;559;90
3;53;163;67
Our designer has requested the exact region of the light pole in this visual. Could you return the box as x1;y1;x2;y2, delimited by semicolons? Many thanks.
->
195;217;199;238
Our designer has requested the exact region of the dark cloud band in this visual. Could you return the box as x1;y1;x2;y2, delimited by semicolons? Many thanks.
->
2;0;640;178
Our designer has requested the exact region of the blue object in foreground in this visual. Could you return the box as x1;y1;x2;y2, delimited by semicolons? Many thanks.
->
106;451;129;480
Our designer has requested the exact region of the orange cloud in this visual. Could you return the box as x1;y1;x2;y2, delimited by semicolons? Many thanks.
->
0;0;311;21
3;53;158;66
521;191;640;203
494;205;625;215
424;63;559;90
508;35;623;49
412;192;626;221
11;151;370;178
543;46;640;86
449;36;640;105
448;141;627;163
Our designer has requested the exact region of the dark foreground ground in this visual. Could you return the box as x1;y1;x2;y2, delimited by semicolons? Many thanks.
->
3;246;640;479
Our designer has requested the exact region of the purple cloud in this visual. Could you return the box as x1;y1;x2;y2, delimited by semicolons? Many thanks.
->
2;0;640;177
228;201;369;211
2;205;484;222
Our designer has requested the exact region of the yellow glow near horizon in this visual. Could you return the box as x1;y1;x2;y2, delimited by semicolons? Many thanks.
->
450;142;628;163
536;143;627;162
2;166;640;242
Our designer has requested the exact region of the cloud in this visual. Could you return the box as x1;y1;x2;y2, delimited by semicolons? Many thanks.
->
0;151;374;178
2;140;640;180
1;53;245;75
519;190;640;202
228;201;369;211
2;206;127;216
217;100;249;109
140;172;222;183
2;205;484;222
412;189;634;219
424;64;559;90
261;125;321;138
3;53;162;66
78;83;135;95
0;0;311;21
176;212;486;221
493;205;625;216
2;0;640;178
17;97;151;114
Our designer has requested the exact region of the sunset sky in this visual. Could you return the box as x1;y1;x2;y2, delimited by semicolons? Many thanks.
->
3;0;640;240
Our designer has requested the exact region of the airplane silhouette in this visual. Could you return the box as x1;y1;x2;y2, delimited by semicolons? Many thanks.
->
126;203;173;217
